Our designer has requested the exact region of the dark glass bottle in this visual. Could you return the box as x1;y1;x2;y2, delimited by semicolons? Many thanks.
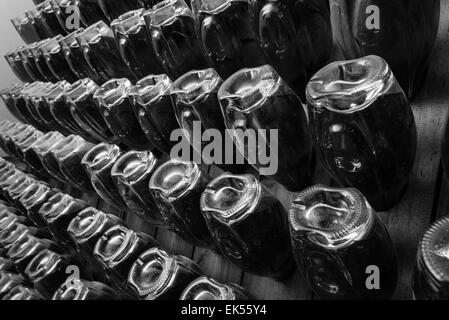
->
219;65;314;191
7;234;59;275
131;74;180;155
98;0;145;23
94;225;159;291
37;0;68;37
52;279;118;300
0;273;26;300
4;176;37;209
13;130;44;165
111;151;164;226
12;83;50;129
127;248;202;300
11;13;41;44
27;83;61;132
5;126;37;159
330;0;440;99
172;68;247;173
306;55;417;211
249;0;333;98
52;135;96;191
2;285;43;300
41;135;75;182
149;159;214;249
19;45;47;82
0;224;46;251
0;171;25;200
77;0;110;25
27;7;53;40
47;80;95;140
59;28;103;84
0;84;30;123
82;143;127;210
18;184;57;229
65;78;117;143
67;207;124;255
0;257;17;273
180;276;251;300
111;9;165;80
25;249;72;299
40;35;79;83
94;78;154;151
289;185;398;300
413;216;449;300
24;132;66;177
144;0;209;79
36;81;74;135
192;0;267;79
40;193;88;246
201;173;295;280
77;21;137;84
33;39;61;83
4;49;34;83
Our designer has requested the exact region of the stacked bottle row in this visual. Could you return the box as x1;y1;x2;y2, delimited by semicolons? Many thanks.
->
1;55;418;211
10;0;441;99
0;121;399;299
0;158;252;300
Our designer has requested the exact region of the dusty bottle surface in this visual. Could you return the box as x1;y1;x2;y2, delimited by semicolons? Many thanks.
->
94;78;154;151
127;247;202;300
111;150;164;226
201;173;295;280
112;9;165;80
144;0;209;79
180;276;251;300
192;0;267;79
219;64;314;191
131;74;180;155
330;0;440;99
149;159;215;249
289;185;398;300
306;55;417;211
413;216;449;300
